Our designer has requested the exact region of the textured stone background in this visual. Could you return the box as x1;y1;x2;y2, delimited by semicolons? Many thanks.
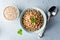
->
0;0;60;40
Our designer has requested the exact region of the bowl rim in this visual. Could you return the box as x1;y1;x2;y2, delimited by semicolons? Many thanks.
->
20;7;47;33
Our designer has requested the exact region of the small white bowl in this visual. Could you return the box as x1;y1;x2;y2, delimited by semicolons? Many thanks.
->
3;5;19;21
20;7;47;37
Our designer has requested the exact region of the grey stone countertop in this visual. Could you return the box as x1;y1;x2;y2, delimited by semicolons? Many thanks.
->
0;0;60;40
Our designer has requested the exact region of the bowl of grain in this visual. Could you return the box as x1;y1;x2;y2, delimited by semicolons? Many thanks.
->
20;7;47;37
3;5;19;21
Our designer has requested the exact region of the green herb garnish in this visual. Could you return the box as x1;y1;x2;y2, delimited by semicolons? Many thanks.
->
17;29;22;35
30;17;36;23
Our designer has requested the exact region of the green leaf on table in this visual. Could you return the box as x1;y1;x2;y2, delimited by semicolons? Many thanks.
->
17;29;22;35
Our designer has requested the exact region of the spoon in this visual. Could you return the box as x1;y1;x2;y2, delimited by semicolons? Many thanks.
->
47;6;58;21
39;6;58;38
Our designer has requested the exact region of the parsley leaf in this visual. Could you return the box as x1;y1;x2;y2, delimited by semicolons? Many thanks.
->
30;17;36;23
17;29;22;35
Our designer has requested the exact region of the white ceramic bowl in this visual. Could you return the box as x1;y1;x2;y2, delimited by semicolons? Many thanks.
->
20;7;47;37
3;5;19;21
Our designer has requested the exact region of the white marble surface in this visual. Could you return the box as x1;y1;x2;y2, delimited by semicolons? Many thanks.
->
0;0;60;40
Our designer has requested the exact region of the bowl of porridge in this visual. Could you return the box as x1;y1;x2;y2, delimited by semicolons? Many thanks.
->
20;7;47;35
